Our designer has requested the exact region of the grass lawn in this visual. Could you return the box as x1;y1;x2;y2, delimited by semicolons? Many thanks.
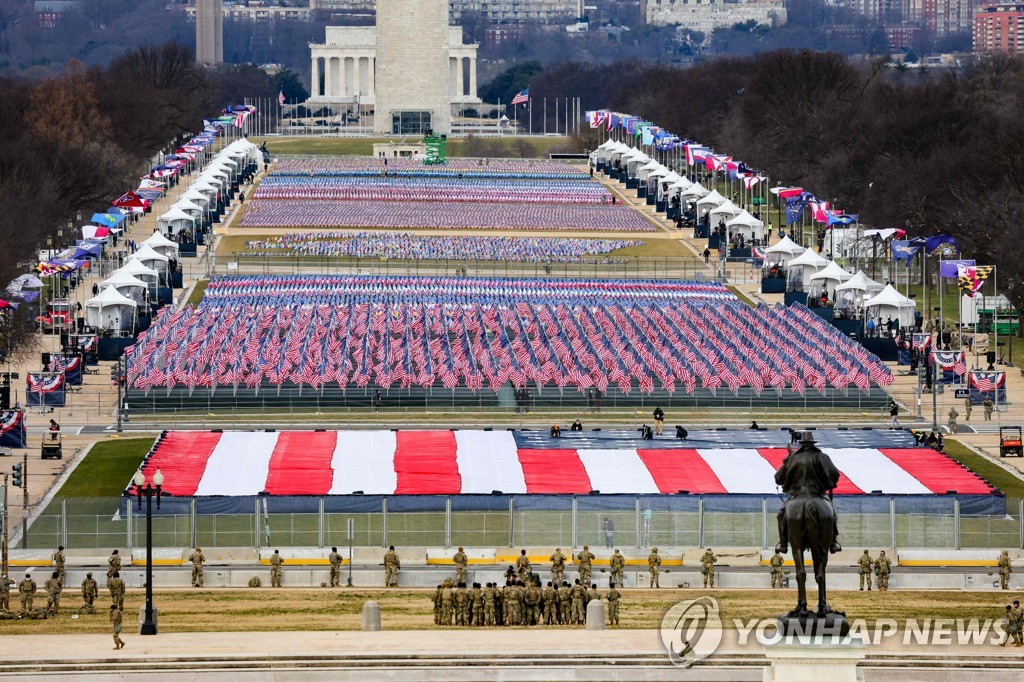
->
944;439;1024;499
0;588;1014;635
727;285;758;307
264;136;572;159
185;280;209;308
53;437;155;500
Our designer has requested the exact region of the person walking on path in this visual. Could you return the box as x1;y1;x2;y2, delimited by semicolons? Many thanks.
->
858;550;873;591
110;605;125;650
653;406;665;435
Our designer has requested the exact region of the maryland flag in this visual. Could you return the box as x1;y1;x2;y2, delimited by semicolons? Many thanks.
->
957;264;993;297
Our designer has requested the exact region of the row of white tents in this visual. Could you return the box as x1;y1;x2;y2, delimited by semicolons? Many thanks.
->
156;139;261;238
764;236;916;326
594;140;766;240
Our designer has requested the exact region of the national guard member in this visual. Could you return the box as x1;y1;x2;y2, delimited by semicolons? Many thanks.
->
587;583;600;622
984;397;994;421
52;546;66;586
453;583;467;626
577;545;595;586
964;396;972;421
648;547;662;588
471;582;484;626
19;573;36;612
383;546;400;587
1013;601;1024;646
431;584;442;624
525;581;541;625
700;548;717;588
0;573;13;610
81;573;98;613
875;551;892;591
515;549;532;583
557;581;571;625
270;550;284;587
550;548;566;585
110;605;125;650
770;551;784;589
571;579;586;624
998;550;1012;590
440;579;454;625
107;550;121;582
543;581;557;625
606;583;621;626
453;546;468;586
483;582;497;626
858;550;874;591
44;571;62;614
108;571;125;610
188;547;205;588
610;549;625;587
947;407;959;433
328;547;343;587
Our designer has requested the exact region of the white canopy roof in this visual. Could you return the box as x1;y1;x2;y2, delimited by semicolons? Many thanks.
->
132;244;170;264
696;189;727;208
99;271;148;291
864;284;916;309
158;207;195;224
835;270;884;294
681;183;710;198
808;261;853;284
181;190;211;205
640;160;662;172
709;200;742;218
764;235;803;256
787;249;828;270
85;285;137;330
670;176;694;190
660;171;682;186
115;260;159;282
173;200;204;214
86;286;137;309
141;231;179;251
726;210;764;229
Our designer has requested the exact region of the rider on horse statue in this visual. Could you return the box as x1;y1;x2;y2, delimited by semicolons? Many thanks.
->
775;431;842;555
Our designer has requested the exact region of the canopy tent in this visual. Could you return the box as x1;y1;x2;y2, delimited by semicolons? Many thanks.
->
864;284;916;329
725;210;765;240
681;183;710;199
695;189;727;213
834;270;885;314
115;260;159;287
808;261;853;300
762;236;803;267
173;200;205;219
157;207;196;238
130;244;170;280
140;231;180;259
98;271;149;304
85;286;137;331
637;161;663;183
181;189;211;207
709;200;742;225
786;248;828;287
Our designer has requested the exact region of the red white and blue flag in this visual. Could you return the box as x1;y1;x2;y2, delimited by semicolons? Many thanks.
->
511;89;529;106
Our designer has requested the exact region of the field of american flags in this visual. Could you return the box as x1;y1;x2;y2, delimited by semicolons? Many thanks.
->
121;274;893;411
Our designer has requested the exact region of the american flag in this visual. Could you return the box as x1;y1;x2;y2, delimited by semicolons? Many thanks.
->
511;89;529;106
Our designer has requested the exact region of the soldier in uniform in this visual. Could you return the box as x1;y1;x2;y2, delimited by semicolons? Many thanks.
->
984;397;994;421
18;574;36;612
471;582;484;626
0;573;13;610
557;581;571;624
383;546;400;587
453;583;467;626
515;549;532;583
328;547;343;587
81;572;98;613
44;571;62;614
189;547;205;588
648;547;662;588
483;582;496;626
440;579;453;625
110;605;125;650
453;546;468;586
270;549;284;587
492;581;503;626
964;396;972;421
610;549;625;588
606;583;621;626
947;407;959;433
577;545;595;586
875;551;892;591
700;548;717;588
52;546;66;587
571;579;586;624
524;580;541;625
858;550;874;591
998;550;1012;590
501;581;512;626
431;584;442;624
108;571;125;610
549;548;566;585
543;581;557;625
587;583;600;622
515;581;527;625
107;550;121;582
769;551;784;588
1013;601;1024;646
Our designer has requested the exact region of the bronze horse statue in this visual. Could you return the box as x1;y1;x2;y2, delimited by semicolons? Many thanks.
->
774;432;842;620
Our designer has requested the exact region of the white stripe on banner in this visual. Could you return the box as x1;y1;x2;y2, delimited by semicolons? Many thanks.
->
576;449;659;494
329;430;398;494
454;431;527;494
699;449;778;493
195;431;277;496
823;448;930;494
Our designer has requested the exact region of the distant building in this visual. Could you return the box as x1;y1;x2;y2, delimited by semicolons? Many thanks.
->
974;2;1024;52
646;0;787;31
483;25;526;47
906;0;976;35
825;23;921;48
449;0;579;22
186;1;314;23
34;1;81;29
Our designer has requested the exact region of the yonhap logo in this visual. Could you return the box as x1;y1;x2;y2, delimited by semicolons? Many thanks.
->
660;597;723;668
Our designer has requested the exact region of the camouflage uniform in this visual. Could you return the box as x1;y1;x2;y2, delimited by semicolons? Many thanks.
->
18;575;36;612
328;549;343;587
483;583;496;626
858;551;873;590
383;548;400;587
875;552;892;591
543;583;557;624
81;574;98;611
188;548;205;587
606;586;621;625
770;552;784;589
270;552;284;587
45;574;62;614
557;583;571;624
516;553;532;583
110;607;124;649
549;549;566;585
524;583;541;625
440;582;453;625
453;549;468;586
610;550;625;588
471;584;484;625
647;548;662;588
701;549;717;588
454;585;467;626
431;585;442;624
107;552;121;582
108;574;125;610
577;547;595;586
999;550;1012;590
0;574;13;610
571;581;586;624
52;548;65;587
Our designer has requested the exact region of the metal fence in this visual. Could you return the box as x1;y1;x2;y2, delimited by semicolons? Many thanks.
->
23;496;1023;551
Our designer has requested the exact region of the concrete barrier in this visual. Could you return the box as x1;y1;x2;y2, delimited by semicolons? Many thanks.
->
362;600;381;631
586;600;605;630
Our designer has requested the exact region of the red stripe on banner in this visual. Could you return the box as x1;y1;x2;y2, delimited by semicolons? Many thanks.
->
394;430;461;494
758;448;864;494
264;431;337;495
518;449;592;494
879;449;993;494
636;449;727;494
142;431;222;497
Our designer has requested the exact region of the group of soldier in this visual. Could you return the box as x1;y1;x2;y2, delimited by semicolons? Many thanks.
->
646;548;717;588
431;579;622;626
856;550;894;591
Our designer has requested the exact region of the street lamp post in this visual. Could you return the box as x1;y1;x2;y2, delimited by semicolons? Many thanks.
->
133;469;164;635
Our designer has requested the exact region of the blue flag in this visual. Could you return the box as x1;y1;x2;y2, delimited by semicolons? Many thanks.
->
891;240;921;266
785;197;807;224
924;234;959;257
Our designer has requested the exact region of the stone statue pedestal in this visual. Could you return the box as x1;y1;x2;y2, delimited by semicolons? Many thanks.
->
763;633;866;682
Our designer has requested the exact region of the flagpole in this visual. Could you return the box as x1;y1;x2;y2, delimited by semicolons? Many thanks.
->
529;98;532;136
555;98;559;136
543;99;547;135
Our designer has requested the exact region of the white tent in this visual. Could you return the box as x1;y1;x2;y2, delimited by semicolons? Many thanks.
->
786;248;828;287
709;200;742;223
85;286;137;331
695;189;727;211
864;284;916;328
140;231;180;259
725;210;765;240
157;207;196;237
181;189;211;206
98;271;149;304
173;200;205;217
763;236;803;267
681;183;710;199
115;260;159;287
808;261;853;299
834;270;885;313
131;244;170;276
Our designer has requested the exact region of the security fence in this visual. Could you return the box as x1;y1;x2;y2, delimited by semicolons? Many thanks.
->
22;495;1022;552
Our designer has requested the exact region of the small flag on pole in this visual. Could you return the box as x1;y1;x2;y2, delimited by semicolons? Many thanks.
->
278;91;285;107
511;88;529;106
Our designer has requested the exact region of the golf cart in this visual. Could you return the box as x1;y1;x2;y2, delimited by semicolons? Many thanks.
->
1000;426;1023;457
41;431;62;460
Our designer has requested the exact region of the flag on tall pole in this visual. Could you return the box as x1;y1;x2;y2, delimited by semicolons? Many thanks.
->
278;91;285;107
511;88;529;106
